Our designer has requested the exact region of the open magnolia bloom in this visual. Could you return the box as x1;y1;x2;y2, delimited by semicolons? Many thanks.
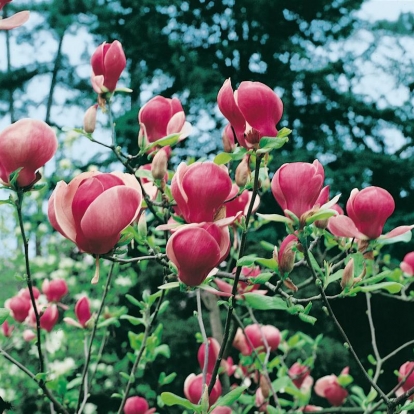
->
328;186;413;240
48;171;142;255
138;95;191;149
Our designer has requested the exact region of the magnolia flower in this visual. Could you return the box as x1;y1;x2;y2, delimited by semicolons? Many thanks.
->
328;187;413;240
0;119;57;187
48;172;142;255
91;41;126;93
218;79;283;149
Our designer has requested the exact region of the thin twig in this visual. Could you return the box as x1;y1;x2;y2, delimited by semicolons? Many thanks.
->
197;289;209;390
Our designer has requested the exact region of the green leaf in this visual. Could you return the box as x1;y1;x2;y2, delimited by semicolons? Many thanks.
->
159;372;177;386
66;377;82;390
253;272;273;284
120;372;131;381
0;308;10;324
260;241;275;251
402;401;414;410
154;344;171;359
135;169;153;181
351;282;404;294
243;293;288;311
258;136;289;150
111;393;123;399
125;294;144;309
212;386;247;408
0;199;13;206
307;251;324;278
161;392;201;411
255;258;278;272
337;374;353;387
97;317;120;329
257;213;293;225
214;152;233;165
158;282;180;290
146;133;180;150
237;255;258;266
277;127;293;138
298;313;317;325
367;354;377;365
35;372;49;382
121;315;145;326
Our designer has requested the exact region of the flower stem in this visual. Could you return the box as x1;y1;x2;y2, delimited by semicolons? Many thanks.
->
15;190;45;374
208;153;262;394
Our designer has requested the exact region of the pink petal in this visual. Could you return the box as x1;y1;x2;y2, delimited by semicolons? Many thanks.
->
327;215;367;239
0;11;29;30
236;81;283;137
79;186;142;254
382;225;414;239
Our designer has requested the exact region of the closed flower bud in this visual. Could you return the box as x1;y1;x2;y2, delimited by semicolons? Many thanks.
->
23;329;36;342
401;252;414;276
398;361;414;392
1;321;14;337
75;297;91;328
8;295;31;322
288;362;310;388
83;104;98;133
235;156;250;188
184;373;222;406
42;279;68;302
123;396;155;414
197;337;221;374
277;235;298;277
341;258;354;290
91;41;126;93
222;124;235;153
151;147;169;180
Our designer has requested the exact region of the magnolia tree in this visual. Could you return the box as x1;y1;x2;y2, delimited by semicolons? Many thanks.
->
2;3;414;414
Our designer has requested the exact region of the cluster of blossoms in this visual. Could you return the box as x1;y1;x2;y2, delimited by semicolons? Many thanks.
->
3;279;68;339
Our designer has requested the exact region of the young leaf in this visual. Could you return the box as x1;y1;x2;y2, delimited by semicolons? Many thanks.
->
161;392;201;411
211;386;247;408
0;308;10;324
243;293;288;311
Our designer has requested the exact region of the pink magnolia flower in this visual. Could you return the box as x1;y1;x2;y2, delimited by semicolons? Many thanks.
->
217;79;283;149
171;162;232;223
302;406;322;412
233;324;280;355
398;361;414;392
328;187;413;240
1;321;14;337
91;41;126;93
123;396;156;414
401;252;414;276
166;222;230;286
214;266;267;298
42;279;68;302
0;0;12;9
19;287;40;301
197;337;221;374
0;119;57;187
23;329;36;342
64;296;91;329
288;362;310;389
138;95;191;147
7;295;31;322
184;373;222;406
314;368;349;406
271;160;327;219
39;304;59;332
28;304;59;332
48;171;142;255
